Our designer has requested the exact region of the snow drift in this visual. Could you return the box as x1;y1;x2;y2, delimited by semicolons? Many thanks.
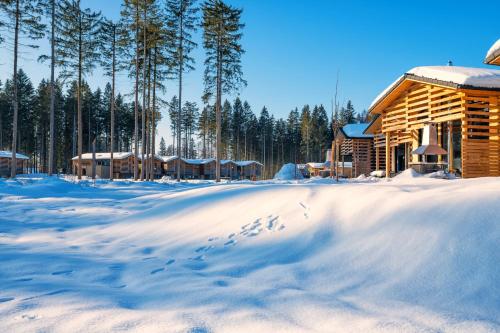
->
274;163;303;180
0;176;499;332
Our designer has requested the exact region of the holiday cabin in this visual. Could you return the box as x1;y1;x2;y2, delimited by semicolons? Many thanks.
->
235;161;262;180
221;160;238;179
138;154;163;179
336;123;374;177
0;151;29;177
364;66;500;178
71;152;135;179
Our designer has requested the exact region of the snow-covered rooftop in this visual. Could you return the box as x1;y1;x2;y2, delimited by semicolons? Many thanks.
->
485;39;500;64
161;155;178;163
138;154;162;161
307;162;325;169
0;150;29;160
341;123;373;139
182;158;215;165
71;152;133;160
369;66;500;110
234;160;263;167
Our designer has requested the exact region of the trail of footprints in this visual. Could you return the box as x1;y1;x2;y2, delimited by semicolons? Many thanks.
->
3;214;290;306
148;214;286;275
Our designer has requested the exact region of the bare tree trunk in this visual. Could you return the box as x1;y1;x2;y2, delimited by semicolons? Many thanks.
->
140;1;147;181
10;0;20;178
133;2;139;180
215;23;222;182
146;48;151;181
91;138;96;180
110;24;116;181
176;11;183;182
151;46;157;180
48;0;56;176
77;11;83;180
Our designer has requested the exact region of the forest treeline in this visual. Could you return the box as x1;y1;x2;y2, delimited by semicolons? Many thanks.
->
0;0;368;180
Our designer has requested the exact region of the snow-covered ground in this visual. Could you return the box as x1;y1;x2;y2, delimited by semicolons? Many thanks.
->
0;173;499;332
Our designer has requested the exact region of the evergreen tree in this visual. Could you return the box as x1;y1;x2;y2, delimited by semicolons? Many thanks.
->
99;18;124;180
221;99;231;158
120;0;141;180
165;0;198;181
202;0;246;182
56;0;102;179
159;137;167;156
286;107;301;163
340;100;356;125
182;101;199;158
231;97;243;160
0;0;45;177
168;95;180;152
300;105;312;162
38;0;57;175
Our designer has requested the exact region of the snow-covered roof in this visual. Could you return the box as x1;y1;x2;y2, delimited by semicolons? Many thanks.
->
234;160;263;167
0;150;29;160
71;152;133;160
221;159;235;165
485;39;500;65
161;155;178;162
138;153;162;161
369;66;500;111
307;162;325;169
182;158;215;165
340;123;373;139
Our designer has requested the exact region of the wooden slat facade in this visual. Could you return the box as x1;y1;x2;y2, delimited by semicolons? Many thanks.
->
369;79;500;178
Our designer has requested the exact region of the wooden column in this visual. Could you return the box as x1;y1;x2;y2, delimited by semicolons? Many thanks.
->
437;123;443;163
330;140;334;178
385;132;390;178
411;129;419;163
375;146;380;170
447;120;453;172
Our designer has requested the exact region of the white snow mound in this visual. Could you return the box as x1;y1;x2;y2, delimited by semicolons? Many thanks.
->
274;163;303;180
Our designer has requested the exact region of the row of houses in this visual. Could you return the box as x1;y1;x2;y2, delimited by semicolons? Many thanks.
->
70;153;263;180
327;39;500;179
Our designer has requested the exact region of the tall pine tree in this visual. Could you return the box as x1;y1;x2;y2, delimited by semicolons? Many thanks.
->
202;0;246;181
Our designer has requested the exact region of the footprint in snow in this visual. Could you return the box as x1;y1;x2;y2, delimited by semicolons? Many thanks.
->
214;280;228;287
21;314;40;320
224;239;237;246
112;284;127;289
195;245;214;253
150;268;164;275
0;297;14;303
300;202;311;219
14;278;33;282
208;237;218;242
267;216;280;231
51;270;73;276
228;233;236;239
142;256;157;261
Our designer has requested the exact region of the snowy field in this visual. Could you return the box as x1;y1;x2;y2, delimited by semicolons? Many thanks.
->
0;173;499;333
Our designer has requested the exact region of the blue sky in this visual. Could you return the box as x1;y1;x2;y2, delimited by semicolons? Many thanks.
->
1;0;499;145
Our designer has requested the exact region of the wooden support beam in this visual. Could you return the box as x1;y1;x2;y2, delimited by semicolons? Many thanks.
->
385;132;390;178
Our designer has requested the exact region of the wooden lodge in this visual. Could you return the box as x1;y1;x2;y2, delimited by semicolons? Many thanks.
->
365;65;500;178
335;123;375;178
138;154;163;179
182;158;216;179
71;152;135;179
234;161;262;180
0;151;29;177
221;160;238;179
